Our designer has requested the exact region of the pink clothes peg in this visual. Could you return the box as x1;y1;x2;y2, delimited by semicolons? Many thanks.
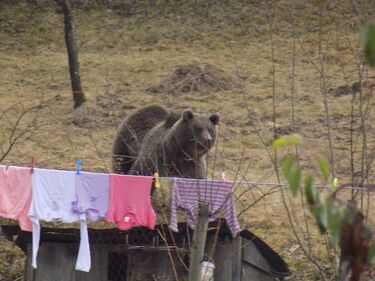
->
31;156;36;174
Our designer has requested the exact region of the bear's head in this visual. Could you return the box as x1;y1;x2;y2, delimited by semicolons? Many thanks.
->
171;109;220;158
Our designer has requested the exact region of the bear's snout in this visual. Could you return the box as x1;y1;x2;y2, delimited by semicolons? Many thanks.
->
202;130;213;144
206;132;213;143
196;130;214;152
207;135;214;146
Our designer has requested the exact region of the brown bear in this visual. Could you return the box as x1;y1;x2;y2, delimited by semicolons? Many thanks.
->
112;104;180;174
127;105;220;178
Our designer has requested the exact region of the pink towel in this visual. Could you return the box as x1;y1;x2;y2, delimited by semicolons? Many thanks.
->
107;174;156;230
0;166;32;231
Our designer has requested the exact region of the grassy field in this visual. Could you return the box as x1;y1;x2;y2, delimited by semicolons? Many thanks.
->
1;0;375;280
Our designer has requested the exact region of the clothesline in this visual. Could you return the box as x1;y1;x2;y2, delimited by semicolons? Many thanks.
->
0;165;241;273
1;162;369;190
0;164;371;275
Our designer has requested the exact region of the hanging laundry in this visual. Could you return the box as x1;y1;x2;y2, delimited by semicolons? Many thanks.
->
28;168;91;272
72;171;110;221
107;174;156;231
170;178;241;237
0;165;32;231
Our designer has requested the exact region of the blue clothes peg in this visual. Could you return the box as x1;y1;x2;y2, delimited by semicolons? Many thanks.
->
76;159;81;175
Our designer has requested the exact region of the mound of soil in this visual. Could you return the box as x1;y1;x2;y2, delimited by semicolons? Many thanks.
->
328;80;375;97
146;62;237;95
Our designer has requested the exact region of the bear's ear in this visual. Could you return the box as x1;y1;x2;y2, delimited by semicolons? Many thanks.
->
209;113;220;125
182;109;194;121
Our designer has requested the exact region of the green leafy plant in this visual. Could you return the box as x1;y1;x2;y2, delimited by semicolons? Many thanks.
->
273;134;374;281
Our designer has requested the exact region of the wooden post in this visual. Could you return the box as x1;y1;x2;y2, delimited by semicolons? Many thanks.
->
189;201;210;281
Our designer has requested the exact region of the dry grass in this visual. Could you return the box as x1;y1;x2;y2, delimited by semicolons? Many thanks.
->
1;0;375;279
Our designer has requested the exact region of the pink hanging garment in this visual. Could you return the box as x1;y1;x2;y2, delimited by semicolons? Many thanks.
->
0;165;32;231
107;174;156;230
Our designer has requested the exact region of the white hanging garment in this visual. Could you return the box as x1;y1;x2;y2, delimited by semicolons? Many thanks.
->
28;168;91;272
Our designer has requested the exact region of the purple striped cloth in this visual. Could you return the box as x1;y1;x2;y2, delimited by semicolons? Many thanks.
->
169;178;240;237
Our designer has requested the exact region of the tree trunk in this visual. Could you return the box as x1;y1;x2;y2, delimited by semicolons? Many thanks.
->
188;201;210;281
61;0;86;108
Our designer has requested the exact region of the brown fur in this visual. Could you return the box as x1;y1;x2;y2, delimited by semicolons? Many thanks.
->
128;107;220;178
112;104;176;174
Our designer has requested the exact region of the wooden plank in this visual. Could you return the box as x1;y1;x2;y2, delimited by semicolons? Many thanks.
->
25;243;34;281
242;240;272;273
33;243;76;281
241;263;275;281
241;240;275;281
27;242;109;281
213;236;233;281
127;249;188;281
76;244;108;281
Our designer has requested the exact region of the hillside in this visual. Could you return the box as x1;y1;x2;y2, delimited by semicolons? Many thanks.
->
1;1;374;177
1;0;375;280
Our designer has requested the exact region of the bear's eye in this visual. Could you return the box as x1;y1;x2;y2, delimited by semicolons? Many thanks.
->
195;127;203;134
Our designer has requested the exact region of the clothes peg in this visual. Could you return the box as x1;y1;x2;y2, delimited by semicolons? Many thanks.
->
31;156;36;174
333;177;338;191
221;170;226;181
154;172;160;189
76;159;81;175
